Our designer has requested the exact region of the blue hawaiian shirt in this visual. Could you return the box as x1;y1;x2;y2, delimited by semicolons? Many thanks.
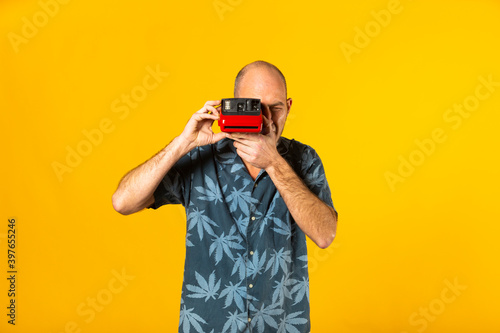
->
148;137;335;333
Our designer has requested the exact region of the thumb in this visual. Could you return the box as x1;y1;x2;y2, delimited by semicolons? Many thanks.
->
211;131;227;144
262;116;274;135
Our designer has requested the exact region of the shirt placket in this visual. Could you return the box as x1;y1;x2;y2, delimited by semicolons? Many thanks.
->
245;173;266;327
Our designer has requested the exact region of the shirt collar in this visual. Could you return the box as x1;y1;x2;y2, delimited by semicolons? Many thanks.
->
277;137;291;156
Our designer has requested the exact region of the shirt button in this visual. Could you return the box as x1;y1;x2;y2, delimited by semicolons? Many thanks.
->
254;183;258;188
251;216;256;221
249;251;254;255
248;318;252;323
249;284;253;288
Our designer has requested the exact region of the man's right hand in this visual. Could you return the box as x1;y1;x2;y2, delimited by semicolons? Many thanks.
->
178;100;227;150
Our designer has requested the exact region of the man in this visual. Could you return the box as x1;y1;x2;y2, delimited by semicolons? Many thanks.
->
112;60;338;333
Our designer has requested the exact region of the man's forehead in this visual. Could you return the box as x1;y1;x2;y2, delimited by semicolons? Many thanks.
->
236;87;285;103
237;70;285;97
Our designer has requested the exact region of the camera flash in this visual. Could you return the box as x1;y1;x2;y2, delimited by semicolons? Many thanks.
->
224;100;231;111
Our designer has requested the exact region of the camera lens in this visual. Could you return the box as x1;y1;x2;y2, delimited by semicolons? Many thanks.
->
237;103;244;112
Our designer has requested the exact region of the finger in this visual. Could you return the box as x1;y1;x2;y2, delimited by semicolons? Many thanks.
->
228;136;256;147
196;105;220;117
262;116;272;130
268;118;275;132
230;136;252;147
262;117;275;136
234;146;255;164
211;131;227;144
205;105;220;116
228;132;256;140
264;115;273;127
261;122;270;135
193;113;219;121
204;100;221;106
233;140;254;156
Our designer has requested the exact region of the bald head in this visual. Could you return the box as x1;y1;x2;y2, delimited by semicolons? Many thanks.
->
234;61;287;98
232;61;292;142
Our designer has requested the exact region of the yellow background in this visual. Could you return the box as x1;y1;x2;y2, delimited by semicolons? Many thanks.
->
1;0;500;332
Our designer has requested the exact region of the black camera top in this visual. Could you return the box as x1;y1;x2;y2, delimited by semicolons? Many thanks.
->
221;98;261;116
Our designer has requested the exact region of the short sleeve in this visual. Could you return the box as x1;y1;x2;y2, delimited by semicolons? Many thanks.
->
300;146;337;214
148;151;192;210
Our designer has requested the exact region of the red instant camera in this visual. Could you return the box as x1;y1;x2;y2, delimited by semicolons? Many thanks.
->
218;98;262;133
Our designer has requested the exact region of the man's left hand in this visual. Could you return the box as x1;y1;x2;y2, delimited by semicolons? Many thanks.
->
228;116;279;170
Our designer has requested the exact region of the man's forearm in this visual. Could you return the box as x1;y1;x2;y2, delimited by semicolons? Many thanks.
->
266;156;337;249
112;136;192;215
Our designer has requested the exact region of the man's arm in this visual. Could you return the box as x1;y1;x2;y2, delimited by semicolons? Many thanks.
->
112;100;225;215
266;157;337;249
228;119;337;249
112;136;191;215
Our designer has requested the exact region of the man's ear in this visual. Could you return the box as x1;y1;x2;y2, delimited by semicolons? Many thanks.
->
286;98;292;115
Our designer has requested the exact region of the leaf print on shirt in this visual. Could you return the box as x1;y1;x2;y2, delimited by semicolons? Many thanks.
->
304;162;324;189
195;175;227;204
179;305;207;333
231;253;246;281
186;232;194;247
230;163;245;173
249;302;285;333
252;199;275;237
272;217;292;239
222;310;248;333
217;151;236;162
300;148;318;174
232;214;248;239
247;250;267;279
266;248;292;278
209;225;245;264
297;255;308;269
272;273;298;307
290;276;309;305
276;311;308;333
187;205;218;241
226;187;259;215
186;271;221;301
219;280;247;312
241;178;252;188
247;249;267;279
